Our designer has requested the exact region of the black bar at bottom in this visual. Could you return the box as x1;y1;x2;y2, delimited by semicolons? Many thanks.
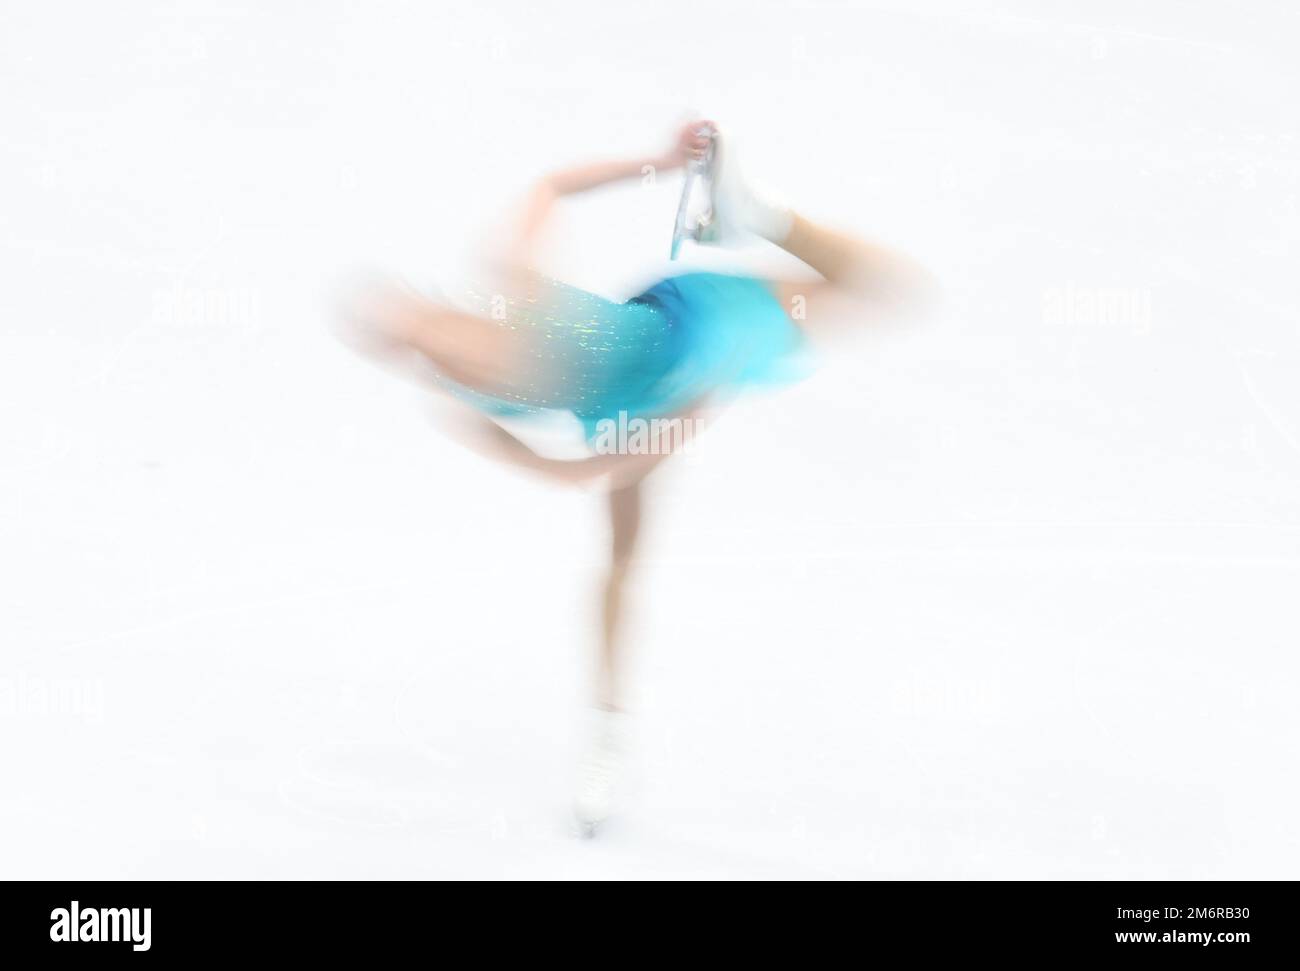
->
0;880;1285;959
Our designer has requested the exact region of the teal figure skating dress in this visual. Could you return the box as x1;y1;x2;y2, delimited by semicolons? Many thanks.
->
448;271;808;440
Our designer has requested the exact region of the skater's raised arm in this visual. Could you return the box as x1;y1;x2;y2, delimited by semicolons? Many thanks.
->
511;122;714;260
548;122;713;193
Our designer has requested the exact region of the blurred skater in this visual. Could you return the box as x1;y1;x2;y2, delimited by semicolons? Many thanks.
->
341;120;926;833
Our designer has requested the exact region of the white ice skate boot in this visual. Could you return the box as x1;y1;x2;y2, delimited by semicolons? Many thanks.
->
573;708;627;837
698;127;794;247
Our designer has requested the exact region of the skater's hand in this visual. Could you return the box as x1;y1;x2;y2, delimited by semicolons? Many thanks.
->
663;120;715;169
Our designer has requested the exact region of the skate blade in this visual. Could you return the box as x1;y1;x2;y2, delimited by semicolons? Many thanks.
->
669;142;717;259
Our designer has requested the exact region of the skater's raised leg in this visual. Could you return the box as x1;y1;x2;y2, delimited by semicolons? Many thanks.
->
702;126;930;333
772;213;929;328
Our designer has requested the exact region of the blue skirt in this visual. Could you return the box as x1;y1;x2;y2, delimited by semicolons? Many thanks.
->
448;271;808;440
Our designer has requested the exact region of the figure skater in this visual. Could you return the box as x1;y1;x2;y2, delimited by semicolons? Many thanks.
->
341;121;926;834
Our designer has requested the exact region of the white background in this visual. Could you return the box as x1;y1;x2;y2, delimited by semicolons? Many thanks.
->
2;0;1297;878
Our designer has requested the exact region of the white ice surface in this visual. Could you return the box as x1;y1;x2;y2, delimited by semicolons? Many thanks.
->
1;0;1298;878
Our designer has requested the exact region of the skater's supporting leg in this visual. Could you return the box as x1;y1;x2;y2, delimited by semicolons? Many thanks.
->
598;480;641;711
574;482;641;831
